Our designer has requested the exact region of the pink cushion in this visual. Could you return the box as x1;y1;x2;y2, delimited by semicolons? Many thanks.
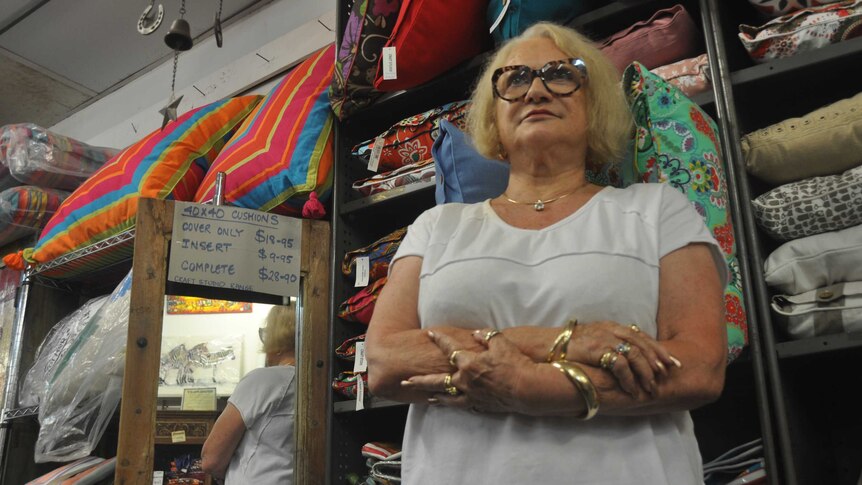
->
600;4;701;74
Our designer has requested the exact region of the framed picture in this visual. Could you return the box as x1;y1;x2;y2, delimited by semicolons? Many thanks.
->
158;335;243;397
166;296;252;315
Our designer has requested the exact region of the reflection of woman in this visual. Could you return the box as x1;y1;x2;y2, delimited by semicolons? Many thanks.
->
366;23;728;484
202;305;296;484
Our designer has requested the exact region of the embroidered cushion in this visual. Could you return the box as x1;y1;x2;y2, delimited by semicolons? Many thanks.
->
337;277;387;325
342;227;406;281
0;124;118;191
195;45;335;217
329;0;401;120
747;0;845;17
352;101;470;172
373;0;491;91
650;54;711;98
486;0;591;44
738;1;862;63
0;186;69;247
764;224;862;294
752;164;862;241
599;4;702;74
335;334;366;361
352;159;436;196
624;61;747;361
332;371;369;398
5;95;261;269
741;90;862;185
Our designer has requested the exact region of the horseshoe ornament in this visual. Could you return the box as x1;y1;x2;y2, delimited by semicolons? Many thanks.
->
137;2;164;35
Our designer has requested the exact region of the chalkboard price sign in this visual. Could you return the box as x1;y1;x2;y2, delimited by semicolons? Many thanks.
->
168;202;302;297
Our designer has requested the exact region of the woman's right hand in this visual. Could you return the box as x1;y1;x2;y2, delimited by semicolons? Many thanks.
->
565;321;679;398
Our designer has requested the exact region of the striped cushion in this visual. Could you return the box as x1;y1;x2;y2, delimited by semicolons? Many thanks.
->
194;44;335;216
0;186;69;247
16;95;261;267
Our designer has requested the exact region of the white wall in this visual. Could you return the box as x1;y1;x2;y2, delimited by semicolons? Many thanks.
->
50;0;336;148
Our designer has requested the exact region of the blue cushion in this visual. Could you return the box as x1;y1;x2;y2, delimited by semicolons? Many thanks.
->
487;0;593;44
433;120;509;204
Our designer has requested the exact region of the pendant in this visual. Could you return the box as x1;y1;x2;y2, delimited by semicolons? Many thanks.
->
534;200;545;211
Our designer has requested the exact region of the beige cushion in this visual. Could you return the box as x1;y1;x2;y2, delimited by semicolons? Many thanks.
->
741;90;862;185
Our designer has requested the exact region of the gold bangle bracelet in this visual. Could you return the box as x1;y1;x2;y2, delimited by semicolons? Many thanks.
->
551;361;599;420
546;319;578;363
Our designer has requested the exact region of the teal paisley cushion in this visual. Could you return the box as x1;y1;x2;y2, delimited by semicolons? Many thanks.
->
623;62;747;363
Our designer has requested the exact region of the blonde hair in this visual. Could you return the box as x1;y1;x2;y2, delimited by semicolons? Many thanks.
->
262;304;296;355
466;22;632;169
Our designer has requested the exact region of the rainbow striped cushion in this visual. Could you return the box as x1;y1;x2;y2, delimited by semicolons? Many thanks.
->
194;44;335;216
0;186;69;247
19;95;261;266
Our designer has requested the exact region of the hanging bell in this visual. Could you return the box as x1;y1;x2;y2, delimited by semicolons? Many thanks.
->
164;18;193;51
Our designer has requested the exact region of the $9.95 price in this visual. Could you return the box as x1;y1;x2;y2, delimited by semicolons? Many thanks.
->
257;249;293;264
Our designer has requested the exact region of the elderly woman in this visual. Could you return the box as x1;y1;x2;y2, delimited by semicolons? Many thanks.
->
366;22;728;484
202;305;297;484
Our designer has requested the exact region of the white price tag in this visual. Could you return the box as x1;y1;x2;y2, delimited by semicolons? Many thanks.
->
382;46;398;80
152;471;165;485
353;341;368;373
368;136;384;172
171;430;186;443
355;374;365;411
355;256;370;287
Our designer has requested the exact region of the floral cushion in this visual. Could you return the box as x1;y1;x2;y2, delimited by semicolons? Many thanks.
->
329;0;401;120
342;227;406;282
739;0;862;63
651;54;711;98
352;101;469;172
746;0;845;18
352;159;435;196
624;62;747;362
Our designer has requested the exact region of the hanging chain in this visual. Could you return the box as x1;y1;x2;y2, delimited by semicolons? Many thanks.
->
170;50;179;100
180;0;186;17
217;0;223;20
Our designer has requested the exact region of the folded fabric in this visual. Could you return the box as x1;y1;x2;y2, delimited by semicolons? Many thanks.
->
332;371;369;398
624;61;748;361
752;164;862;241
433;119;509;204
0;186;70;248
741;90;862;185
352;159;435;196
373;0;490;91
342;227;407;281
336;334;366;361
771;281;862;339
600;4;702;74
370;451;402;483
352;101;470;172
739;1;862;63
486;0;590;44
0;123;118;191
747;0;845;17
361;442;401;461
650;54;711;98
338;277;388;324
329;0;402;120
764;224;862;294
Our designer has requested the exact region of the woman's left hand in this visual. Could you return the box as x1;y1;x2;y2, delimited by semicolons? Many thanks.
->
401;330;538;414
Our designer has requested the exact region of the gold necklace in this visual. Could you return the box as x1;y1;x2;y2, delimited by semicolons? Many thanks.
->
503;185;585;211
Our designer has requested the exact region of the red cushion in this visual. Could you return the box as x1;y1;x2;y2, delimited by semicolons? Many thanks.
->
373;0;491;91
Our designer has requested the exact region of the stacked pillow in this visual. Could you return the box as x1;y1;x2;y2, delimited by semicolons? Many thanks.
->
742;90;862;339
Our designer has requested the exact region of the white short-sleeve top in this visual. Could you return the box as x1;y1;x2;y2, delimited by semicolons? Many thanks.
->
391;183;727;485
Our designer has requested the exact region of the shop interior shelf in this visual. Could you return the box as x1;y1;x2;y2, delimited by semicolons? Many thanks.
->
1;405;39;422
333;398;406;414
340;180;436;216
730;37;862;87
776;332;862;359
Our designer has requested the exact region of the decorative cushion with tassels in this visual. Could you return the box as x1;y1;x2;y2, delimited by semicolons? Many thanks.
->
3;95;262;270
195;44;335;219
623;61;747;362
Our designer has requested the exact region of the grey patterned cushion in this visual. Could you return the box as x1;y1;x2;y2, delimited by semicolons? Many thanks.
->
752;164;862;241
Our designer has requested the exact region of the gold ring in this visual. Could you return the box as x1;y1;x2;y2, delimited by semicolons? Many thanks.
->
448;350;463;367
599;351;618;371
443;374;460;396
483;329;502;343
630;324;641;333
615;341;632;356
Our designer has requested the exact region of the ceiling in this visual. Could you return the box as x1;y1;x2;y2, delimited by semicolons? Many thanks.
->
0;0;269;128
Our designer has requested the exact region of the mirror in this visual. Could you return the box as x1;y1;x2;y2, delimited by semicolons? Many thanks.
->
154;288;302;483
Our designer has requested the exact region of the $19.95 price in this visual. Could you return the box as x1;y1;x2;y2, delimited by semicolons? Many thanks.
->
254;229;295;249
258;267;298;284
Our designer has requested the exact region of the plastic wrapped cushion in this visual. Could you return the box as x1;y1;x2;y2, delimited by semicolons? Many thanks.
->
0;123;119;191
19;295;109;407
34;270;132;463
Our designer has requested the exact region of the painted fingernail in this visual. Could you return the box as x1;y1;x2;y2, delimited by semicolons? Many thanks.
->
656;360;668;374
669;356;682;368
427;397;439;405
400;380;413;387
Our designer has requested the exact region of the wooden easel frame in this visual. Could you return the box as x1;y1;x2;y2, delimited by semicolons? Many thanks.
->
114;198;330;484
